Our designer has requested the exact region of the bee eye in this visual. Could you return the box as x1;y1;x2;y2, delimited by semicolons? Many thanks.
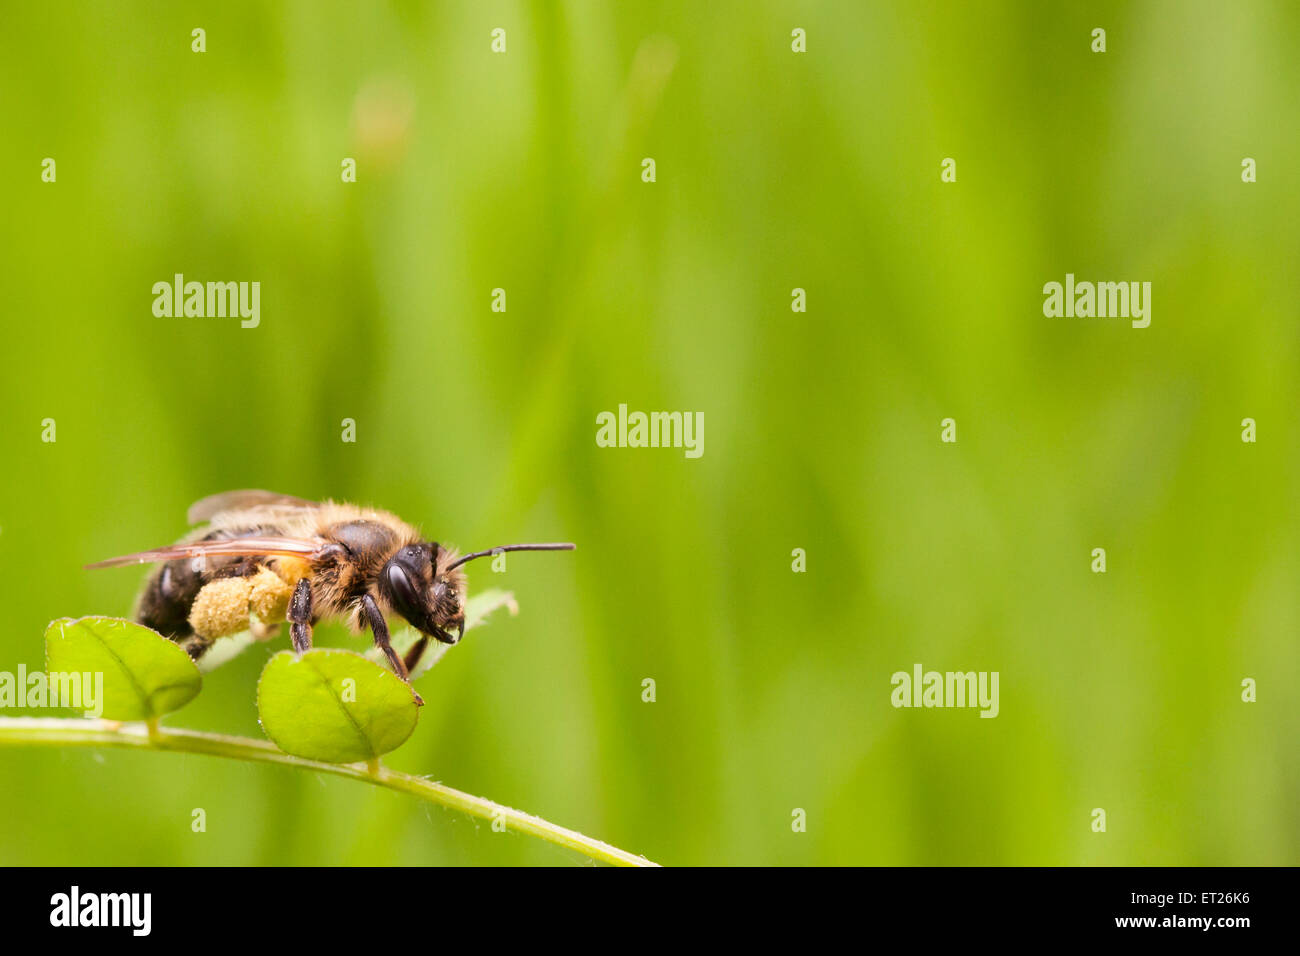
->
385;563;422;620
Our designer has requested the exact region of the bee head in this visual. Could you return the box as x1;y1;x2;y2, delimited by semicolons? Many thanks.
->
378;543;466;644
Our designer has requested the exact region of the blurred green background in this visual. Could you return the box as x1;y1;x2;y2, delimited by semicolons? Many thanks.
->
1;0;1297;866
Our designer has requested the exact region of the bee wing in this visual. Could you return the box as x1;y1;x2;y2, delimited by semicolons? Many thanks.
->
186;489;320;525
86;535;329;570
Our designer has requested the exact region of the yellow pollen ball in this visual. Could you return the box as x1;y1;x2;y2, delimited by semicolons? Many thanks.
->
248;568;292;624
188;577;253;639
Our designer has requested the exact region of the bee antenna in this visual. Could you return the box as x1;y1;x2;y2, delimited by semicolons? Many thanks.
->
446;542;576;572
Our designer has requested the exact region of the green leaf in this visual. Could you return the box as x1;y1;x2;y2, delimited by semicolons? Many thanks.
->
257;649;419;763
44;616;202;721
367;588;518;679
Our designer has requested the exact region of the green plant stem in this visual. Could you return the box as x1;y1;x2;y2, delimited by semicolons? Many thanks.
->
0;717;658;868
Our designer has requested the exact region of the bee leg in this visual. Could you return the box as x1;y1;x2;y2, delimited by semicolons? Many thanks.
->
288;578;313;654
361;594;423;706
403;635;429;674
181;635;212;660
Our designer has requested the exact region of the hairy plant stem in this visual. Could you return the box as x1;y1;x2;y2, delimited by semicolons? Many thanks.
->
0;717;657;867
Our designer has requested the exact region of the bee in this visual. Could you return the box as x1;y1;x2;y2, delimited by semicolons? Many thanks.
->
87;490;574;701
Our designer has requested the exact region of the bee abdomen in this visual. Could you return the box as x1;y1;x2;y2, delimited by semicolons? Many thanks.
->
134;525;278;650
137;560;204;640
